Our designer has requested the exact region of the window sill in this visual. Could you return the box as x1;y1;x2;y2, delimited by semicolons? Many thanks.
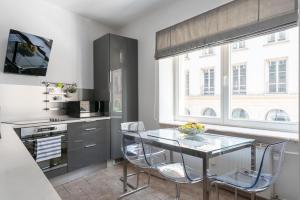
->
159;120;299;142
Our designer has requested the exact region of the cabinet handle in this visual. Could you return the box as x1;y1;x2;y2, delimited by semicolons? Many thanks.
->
84;128;97;131
84;144;97;148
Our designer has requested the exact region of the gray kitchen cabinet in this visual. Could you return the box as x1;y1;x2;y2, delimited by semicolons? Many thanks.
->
67;120;109;172
94;34;138;160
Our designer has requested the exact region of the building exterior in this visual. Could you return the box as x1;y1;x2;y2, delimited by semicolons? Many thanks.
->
178;27;299;123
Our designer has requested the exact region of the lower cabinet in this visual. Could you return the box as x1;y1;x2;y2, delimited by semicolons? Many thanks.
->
67;120;109;172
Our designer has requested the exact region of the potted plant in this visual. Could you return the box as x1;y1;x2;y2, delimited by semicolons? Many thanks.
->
65;84;77;98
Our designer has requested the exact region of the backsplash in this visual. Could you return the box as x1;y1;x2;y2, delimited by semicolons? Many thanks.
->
0;84;94;122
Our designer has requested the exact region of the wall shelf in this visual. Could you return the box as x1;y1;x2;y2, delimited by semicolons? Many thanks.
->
42;81;77;112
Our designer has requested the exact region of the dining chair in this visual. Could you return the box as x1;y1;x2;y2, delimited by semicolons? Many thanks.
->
119;121;167;198
212;141;287;200
153;136;204;200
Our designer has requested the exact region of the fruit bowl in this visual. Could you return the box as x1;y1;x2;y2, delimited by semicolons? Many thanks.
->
178;122;205;135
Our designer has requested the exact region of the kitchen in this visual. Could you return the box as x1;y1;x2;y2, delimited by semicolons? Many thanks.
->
0;0;299;200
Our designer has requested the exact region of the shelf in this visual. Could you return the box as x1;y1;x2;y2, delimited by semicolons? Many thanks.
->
44;107;65;111
44;100;67;103
44;92;67;95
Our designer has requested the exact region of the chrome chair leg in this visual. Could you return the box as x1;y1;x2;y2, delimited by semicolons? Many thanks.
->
136;170;140;188
147;170;151;185
234;188;238;200
251;192;256;200
175;183;181;200
119;167;151;199
215;183;219;200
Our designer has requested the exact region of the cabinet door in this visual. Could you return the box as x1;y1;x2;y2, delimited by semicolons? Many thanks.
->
110;68;123;159
110;34;127;70
94;35;110;101
68;121;108;171
123;38;138;122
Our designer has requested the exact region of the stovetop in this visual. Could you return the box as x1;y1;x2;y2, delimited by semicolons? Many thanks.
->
3;118;68;125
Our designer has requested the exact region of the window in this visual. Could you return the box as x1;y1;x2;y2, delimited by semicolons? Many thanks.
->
200;47;214;57
232;108;249;120
266;109;290;122
203;108;217;117
176;47;221;118
232;64;247;95
203;68;215;96
185;71;190;96
163;26;298;131
268;59;287;93
278;31;286;41
267;31;287;43
232;41;246;50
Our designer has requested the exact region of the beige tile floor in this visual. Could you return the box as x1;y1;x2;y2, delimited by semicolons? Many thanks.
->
54;164;249;200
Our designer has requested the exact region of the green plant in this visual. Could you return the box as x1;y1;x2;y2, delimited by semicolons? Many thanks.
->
67;84;77;94
56;82;64;89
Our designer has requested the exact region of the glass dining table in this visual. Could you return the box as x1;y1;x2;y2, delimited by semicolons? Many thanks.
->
121;128;256;200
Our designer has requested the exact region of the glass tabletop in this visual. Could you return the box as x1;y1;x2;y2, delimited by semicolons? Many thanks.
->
143;128;255;154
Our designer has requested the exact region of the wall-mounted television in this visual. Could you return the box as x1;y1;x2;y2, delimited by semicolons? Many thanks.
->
4;29;53;76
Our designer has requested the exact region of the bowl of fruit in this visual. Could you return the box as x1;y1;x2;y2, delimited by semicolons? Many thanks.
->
178;122;206;135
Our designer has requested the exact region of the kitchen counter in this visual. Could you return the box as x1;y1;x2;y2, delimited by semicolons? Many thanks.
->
0;117;110;200
0;124;61;200
3;116;111;128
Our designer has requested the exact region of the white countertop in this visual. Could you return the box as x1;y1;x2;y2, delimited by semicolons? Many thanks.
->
0;116;110;200
0;124;61;200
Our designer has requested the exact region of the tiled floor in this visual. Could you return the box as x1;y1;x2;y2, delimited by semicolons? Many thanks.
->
54;164;248;200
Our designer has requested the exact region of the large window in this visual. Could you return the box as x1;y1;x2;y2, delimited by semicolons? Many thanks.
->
163;27;298;132
267;31;287;44
203;68;215;96
232;64;247;95
266;109;290;122
185;70;190;96
176;48;221;119
232;41;246;50
267;59;287;93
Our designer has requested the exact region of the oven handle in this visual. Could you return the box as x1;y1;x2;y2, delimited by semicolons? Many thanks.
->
22;135;65;143
84;128;97;131
84;144;97;148
34;130;67;135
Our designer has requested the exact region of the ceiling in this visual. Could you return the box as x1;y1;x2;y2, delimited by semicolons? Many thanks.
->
42;0;175;28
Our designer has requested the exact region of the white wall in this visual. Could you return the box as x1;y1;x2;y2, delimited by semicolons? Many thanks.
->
0;0;114;89
118;0;233;129
118;0;300;199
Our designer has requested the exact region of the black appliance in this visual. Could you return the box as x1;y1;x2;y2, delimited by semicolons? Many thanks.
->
19;124;68;177
94;34;138;159
67;101;108;118
4;29;53;76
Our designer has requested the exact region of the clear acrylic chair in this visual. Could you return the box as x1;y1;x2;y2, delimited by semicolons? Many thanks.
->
119;121;167;198
154;137;204;200
213;141;287;200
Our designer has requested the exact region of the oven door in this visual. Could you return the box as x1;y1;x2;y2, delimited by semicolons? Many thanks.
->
22;132;68;172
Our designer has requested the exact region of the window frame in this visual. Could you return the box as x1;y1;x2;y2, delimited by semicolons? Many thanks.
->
202;67;215;96
232;62;247;95
265;57;288;94
173;33;298;132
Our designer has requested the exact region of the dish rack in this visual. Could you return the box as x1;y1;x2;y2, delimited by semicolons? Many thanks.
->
42;81;77;112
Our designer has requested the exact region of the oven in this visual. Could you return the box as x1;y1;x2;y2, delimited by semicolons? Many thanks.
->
19;124;68;175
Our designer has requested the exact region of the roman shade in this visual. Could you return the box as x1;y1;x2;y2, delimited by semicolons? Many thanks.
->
155;0;298;59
